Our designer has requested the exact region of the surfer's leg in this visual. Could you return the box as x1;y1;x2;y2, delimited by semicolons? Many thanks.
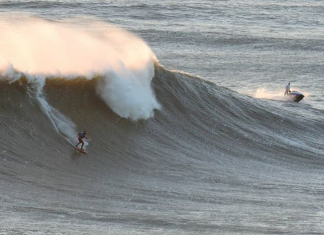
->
76;137;82;147
80;140;84;150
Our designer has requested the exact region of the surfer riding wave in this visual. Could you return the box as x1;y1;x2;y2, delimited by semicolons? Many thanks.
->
76;130;89;151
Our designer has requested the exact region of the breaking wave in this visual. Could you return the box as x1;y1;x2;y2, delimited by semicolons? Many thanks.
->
0;16;160;122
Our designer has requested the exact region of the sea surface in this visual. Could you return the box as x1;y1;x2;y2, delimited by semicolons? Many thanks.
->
0;1;324;234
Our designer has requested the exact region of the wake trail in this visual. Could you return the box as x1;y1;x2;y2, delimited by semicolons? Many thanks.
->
25;75;84;147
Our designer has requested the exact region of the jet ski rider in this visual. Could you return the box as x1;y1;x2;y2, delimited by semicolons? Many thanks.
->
284;82;291;95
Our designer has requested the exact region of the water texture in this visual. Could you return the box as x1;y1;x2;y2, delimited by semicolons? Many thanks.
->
0;1;323;234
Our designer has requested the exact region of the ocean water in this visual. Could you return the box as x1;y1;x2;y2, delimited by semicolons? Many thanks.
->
0;1;324;234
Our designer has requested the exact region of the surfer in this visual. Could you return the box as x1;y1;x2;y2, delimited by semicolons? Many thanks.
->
76;130;89;150
284;82;291;95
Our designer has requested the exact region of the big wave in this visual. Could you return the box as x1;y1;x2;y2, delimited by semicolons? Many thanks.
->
0;15;160;122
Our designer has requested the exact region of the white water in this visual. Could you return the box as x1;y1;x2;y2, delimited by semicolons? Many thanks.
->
254;88;310;102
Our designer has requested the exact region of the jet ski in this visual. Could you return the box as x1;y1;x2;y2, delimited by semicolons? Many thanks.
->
288;91;304;102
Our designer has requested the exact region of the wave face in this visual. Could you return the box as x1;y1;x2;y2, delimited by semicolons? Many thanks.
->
1;61;324;234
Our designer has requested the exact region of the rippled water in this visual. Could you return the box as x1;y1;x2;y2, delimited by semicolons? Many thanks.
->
1;1;324;234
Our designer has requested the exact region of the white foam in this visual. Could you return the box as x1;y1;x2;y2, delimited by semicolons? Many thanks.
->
97;66;160;120
254;88;289;101
254;88;309;102
0;56;21;82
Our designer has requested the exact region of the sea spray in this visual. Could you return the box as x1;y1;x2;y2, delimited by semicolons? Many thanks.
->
0;56;21;82
254;88;309;101
254;88;290;101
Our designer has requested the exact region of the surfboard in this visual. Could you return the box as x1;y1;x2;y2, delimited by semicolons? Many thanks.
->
76;147;87;154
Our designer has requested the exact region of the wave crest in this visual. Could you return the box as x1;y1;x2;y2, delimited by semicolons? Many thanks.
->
0;15;160;120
